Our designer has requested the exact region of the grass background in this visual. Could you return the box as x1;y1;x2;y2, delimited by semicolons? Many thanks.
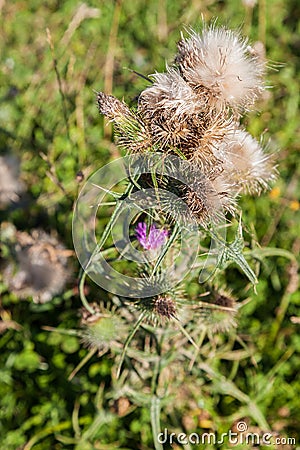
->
0;0;299;449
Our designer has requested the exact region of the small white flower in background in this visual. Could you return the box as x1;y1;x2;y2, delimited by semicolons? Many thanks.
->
0;155;25;208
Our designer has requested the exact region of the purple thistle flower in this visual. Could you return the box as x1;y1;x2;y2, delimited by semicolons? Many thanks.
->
135;222;168;251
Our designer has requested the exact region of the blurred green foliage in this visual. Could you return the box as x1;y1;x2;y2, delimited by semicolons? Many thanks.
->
0;0;299;449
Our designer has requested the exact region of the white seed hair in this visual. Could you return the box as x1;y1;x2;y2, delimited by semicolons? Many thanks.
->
216;129;277;194
176;26;265;111
138;67;208;117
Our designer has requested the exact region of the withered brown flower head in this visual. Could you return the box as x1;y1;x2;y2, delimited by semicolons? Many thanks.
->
97;92;131;122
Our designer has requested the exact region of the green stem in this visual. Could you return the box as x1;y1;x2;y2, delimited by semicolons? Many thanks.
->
77;181;136;313
116;312;145;378
178;322;200;351
85;181;135;273
24;420;73;450
247;247;296;262
188;328;206;371
151;223;180;277
68;347;98;381
79;270;95;314
268;290;293;346
151;396;163;450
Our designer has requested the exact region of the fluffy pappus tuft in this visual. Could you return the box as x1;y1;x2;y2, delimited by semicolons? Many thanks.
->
138;75;234;158
137;70;206;151
138;68;208;119
216;129;277;194
175;26;265;111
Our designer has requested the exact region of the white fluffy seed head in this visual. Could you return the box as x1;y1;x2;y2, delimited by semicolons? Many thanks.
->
3;229;71;303
176;26;265;111
216;129;277;194
138;67;208;118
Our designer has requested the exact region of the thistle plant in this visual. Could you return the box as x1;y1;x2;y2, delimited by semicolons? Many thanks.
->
74;23;277;389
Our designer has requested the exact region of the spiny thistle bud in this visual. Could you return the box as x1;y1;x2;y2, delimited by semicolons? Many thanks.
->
97;91;151;153
135;293;178;322
97;92;131;123
198;291;238;333
80;303;127;351
153;294;177;320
